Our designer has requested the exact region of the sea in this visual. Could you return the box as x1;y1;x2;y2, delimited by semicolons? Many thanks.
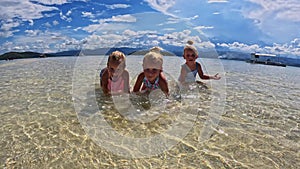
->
0;55;299;168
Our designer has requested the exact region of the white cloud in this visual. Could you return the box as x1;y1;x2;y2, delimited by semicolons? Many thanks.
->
1;30;82;53
199;41;216;48
0;20;20;31
157;30;193;45
144;0;300;45
100;14;137;23
0;0;58;21
81;33;123;50
191;15;199;20
217;40;300;56
82;24;101;33
194;26;214;30
45;22;52;27
164;18;180;24
235;0;300;43
247;0;300;22
163;28;176;31
82;15;137;33
0;20;20;37
122;29;138;36
60;11;72;22
105;4;130;9
59;38;82;49
79;28;215;50
29;20;34;26
25;30;41;36
30;0;69;5
208;0;229;3
82;12;95;18
156;30;216;49
290;38;300;48
0;30;16;38
83;23;130;33
66;10;72;16
145;0;177;17
53;20;59;26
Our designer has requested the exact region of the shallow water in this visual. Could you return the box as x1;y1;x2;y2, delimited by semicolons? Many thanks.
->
0;56;299;168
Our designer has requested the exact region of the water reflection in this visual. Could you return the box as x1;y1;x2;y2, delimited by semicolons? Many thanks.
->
0;56;299;168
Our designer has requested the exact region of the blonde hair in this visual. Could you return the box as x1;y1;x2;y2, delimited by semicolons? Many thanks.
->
184;40;198;56
107;51;126;67
143;46;163;69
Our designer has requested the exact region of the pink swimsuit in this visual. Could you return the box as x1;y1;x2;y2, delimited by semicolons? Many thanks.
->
107;76;125;93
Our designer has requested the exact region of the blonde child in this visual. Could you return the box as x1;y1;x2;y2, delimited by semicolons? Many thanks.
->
178;40;221;84
133;47;169;96
100;51;130;95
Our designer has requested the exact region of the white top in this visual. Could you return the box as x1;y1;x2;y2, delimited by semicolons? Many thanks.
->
182;63;198;82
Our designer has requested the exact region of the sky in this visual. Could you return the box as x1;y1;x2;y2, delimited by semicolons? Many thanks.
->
0;0;300;57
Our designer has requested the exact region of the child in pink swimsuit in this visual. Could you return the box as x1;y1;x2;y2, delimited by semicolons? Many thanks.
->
100;51;130;95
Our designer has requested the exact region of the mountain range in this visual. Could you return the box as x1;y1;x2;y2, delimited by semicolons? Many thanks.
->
1;46;300;67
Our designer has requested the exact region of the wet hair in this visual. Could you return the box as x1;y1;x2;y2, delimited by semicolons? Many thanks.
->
107;51;126;67
143;46;163;69
184;40;198;56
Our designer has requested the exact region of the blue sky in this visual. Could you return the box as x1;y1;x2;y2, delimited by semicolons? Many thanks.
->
1;0;300;57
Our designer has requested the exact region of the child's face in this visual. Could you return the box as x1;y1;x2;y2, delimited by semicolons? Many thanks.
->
108;61;125;80
183;50;198;62
143;61;162;82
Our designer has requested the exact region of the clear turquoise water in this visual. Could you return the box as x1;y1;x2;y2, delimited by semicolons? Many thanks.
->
0;56;299;168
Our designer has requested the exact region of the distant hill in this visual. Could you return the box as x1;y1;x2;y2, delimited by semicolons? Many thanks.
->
0;51;48;60
80;47;143;56
1;48;299;67
0;47;177;60
48;50;81;56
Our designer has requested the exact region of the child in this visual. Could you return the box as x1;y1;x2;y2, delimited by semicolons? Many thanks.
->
133;47;169;96
178;40;221;85
100;51;130;95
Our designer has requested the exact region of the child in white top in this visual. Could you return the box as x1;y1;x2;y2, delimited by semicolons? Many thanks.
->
178;40;221;85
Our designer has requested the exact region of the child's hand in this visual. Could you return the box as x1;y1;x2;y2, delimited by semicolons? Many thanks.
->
211;73;221;80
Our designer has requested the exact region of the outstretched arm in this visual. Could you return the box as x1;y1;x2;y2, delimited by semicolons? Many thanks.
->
210;73;221;80
197;62;210;80
197;62;221;80
133;72;145;93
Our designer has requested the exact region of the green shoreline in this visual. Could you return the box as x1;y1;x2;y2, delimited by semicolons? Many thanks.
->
0;50;178;61
0;52;50;60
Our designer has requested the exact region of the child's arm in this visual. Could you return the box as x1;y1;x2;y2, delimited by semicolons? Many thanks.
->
197;62;210;80
197;62;221;80
123;70;130;93
159;72;169;96
210;73;221;80
100;69;110;95
133;72;145;93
